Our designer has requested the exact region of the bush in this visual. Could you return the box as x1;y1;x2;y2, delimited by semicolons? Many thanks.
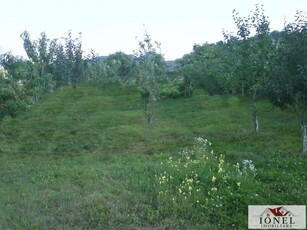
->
159;84;181;99
155;137;261;228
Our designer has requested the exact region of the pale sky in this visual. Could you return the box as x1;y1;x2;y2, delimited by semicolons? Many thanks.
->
0;0;306;60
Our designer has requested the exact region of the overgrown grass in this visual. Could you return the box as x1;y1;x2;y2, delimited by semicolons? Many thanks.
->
0;83;305;229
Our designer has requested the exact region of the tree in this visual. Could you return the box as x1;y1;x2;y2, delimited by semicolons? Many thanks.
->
267;11;307;155
227;4;272;132
86;58;108;83
191;42;235;95
222;33;247;94
175;62;195;97
51;41;69;87
134;31;165;143
65;31;85;88
104;52;134;84
20;31;55;99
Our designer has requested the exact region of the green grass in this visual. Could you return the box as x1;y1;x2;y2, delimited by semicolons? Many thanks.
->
0;83;306;229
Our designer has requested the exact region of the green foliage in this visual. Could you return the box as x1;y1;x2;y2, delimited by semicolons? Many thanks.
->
19;30;87;90
84;52;136;85
174;41;238;96
134;31;166;88
193;43;233;94
0;30;89;122
173;4;272;98
0;54;33;122
229;4;272;94
52;42;69;86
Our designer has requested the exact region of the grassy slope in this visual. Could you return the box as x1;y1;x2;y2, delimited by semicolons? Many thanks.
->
0;83;305;229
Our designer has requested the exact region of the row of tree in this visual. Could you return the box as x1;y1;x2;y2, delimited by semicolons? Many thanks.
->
0;30;167;144
0;5;306;154
0;31;88;123
175;6;306;154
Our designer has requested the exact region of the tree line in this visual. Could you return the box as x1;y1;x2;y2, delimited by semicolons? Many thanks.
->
0;5;306;154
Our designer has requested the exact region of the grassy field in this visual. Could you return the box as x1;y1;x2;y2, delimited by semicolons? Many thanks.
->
0;83;306;229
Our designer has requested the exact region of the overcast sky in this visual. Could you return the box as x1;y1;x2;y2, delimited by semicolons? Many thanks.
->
0;0;306;60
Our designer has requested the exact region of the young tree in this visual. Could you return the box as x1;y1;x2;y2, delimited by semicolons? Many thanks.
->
134;31;165;143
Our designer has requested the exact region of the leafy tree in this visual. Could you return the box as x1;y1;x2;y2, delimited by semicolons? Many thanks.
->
267;11;307;155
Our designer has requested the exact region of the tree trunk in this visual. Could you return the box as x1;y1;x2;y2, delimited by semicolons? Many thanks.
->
253;91;259;132
72;73;77;88
302;120;307;155
0;111;5;125
145;95;155;145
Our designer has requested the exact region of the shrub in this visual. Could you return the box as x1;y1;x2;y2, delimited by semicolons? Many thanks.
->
159;78;194;99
